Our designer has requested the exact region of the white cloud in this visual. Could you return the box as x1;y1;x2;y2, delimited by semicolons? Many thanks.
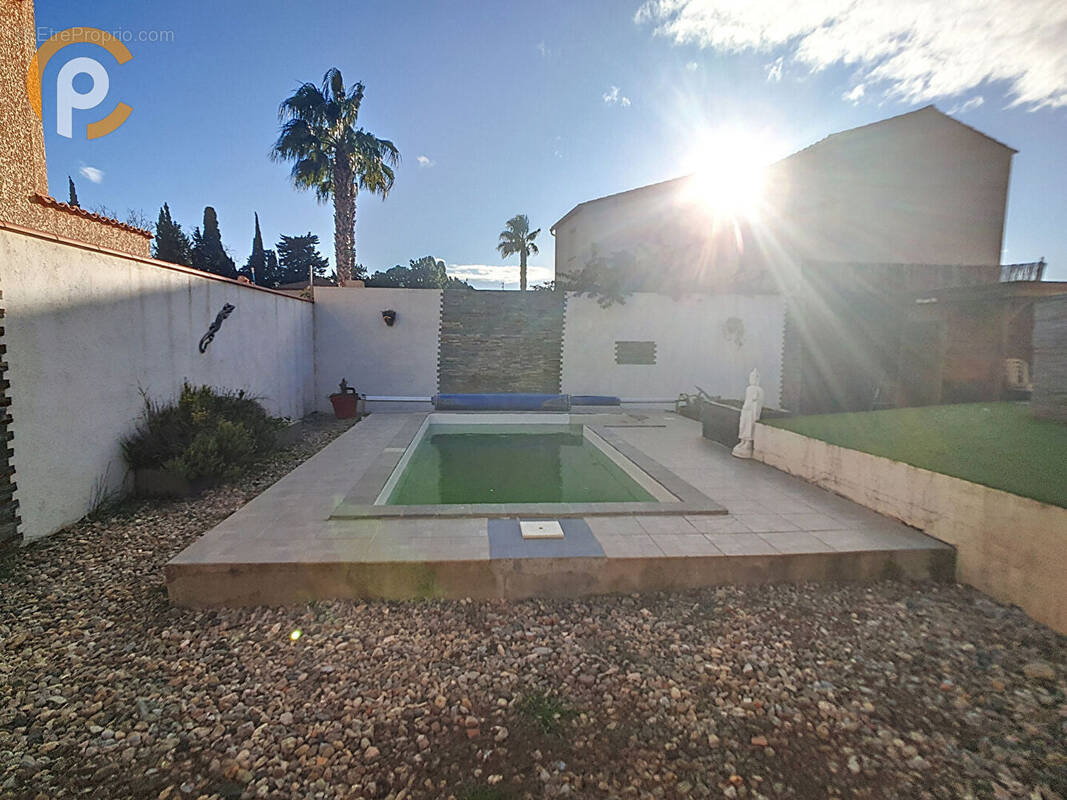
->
537;41;549;57
79;165;104;183
447;263;554;290
842;84;866;103
685;60;700;71
416;155;434;168
635;0;1067;109
949;95;985;114
603;85;632;106
765;56;783;82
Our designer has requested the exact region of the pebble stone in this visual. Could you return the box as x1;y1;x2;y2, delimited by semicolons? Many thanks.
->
1;414;1065;799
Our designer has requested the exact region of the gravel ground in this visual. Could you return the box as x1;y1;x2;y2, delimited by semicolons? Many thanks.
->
1;415;1064;800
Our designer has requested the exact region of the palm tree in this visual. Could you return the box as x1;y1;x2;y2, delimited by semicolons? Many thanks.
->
496;214;540;291
271;68;399;285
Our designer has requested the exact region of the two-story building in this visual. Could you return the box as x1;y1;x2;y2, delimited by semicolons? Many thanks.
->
552;106;1015;294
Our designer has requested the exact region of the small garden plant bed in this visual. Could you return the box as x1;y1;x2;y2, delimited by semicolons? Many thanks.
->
765;402;1067;507
122;383;285;496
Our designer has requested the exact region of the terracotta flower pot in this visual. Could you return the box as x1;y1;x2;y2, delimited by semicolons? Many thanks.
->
329;378;361;419
330;393;359;419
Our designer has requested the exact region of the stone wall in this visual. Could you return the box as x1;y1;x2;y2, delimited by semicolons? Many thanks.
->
438;290;565;393
0;0;47;225
0;0;152;258
1032;296;1067;421
0;285;19;550
753;423;1067;635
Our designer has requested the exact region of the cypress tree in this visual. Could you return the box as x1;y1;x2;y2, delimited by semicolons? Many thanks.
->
243;212;267;284
190;227;203;263
263;250;281;287
191;206;237;278
152;203;193;266
67;176;79;207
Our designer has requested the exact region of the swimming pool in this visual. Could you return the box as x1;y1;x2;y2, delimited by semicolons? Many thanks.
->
385;423;655;505
329;413;726;519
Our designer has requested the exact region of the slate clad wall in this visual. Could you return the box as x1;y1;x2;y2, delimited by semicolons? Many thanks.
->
0;288;20;550
1032;296;1067;422
438;290;565;393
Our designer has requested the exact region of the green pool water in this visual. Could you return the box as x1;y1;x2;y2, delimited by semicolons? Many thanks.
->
386;424;656;505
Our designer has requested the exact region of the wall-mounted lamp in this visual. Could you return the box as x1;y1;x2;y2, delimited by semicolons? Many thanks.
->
381;309;397;327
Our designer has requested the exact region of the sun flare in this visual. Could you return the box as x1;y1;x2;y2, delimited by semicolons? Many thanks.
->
685;129;774;220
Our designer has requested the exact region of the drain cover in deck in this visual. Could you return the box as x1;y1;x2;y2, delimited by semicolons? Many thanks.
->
520;520;564;539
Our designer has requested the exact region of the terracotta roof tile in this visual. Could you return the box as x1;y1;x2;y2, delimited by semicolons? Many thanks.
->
30;193;153;238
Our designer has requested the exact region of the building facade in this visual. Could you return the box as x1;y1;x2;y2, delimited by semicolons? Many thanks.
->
552;107;1015;293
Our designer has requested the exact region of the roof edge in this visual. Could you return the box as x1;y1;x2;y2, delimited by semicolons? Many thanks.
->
783;105;1018;161
552;105;1018;228
551;175;690;231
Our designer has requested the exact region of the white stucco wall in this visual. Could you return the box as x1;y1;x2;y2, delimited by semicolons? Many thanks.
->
562;292;785;405
313;287;441;408
1;228;314;540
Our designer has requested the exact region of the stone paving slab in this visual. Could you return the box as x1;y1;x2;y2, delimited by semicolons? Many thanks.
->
166;411;955;606
488;518;604;559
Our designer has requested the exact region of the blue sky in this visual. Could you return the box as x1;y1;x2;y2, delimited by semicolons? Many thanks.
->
36;0;1067;285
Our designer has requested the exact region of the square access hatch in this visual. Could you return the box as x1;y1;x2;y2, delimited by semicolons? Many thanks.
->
519;520;565;539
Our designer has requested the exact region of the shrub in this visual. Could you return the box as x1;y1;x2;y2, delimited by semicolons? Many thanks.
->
122;383;280;484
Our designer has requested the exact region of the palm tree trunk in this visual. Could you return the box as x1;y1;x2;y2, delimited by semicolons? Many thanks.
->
519;250;527;292
333;161;355;285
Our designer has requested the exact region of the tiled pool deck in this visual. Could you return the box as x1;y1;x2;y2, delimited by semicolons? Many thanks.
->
166;410;954;606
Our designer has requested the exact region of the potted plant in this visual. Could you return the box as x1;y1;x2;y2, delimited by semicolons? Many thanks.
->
329;378;361;419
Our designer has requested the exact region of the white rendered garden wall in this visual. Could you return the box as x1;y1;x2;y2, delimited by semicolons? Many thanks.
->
0;226;315;540
562;292;785;405
312;287;442;408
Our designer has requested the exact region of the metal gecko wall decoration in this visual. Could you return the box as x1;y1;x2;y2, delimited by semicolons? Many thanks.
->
198;303;235;353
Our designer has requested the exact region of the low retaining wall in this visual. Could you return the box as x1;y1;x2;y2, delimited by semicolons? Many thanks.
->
700;401;791;447
753;423;1067;634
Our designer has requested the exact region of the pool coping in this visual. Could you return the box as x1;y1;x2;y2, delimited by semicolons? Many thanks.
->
330;415;726;519
165;411;957;608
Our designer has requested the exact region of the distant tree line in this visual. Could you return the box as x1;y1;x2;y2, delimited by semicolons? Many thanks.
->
152;203;333;287
149;202;471;291
362;256;471;290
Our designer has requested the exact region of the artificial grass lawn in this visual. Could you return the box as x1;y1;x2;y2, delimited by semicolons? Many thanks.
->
764;402;1067;508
